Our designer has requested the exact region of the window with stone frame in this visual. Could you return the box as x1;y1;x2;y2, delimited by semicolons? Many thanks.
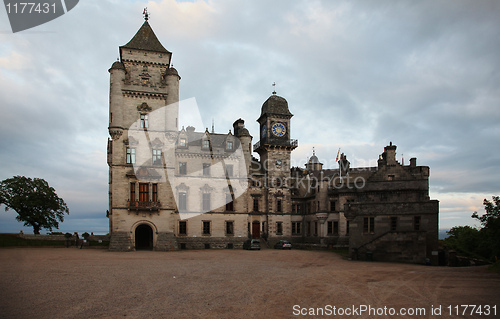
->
202;139;210;149
179;162;187;175
414;216;421;231
179;221;187;235
330;200;336;212
226;140;233;151
179;138;187;147
140;114;148;128
333;221;339;235
152;184;158;202
178;192;187;211
363;217;375;234
390;216;398;231
202;221;211;235
346;221;350;235
225;221;234;236
130;182;136;202
292;222;301;235
152;149;162;165
253;198;259;212
276;221;283;235
276;198;282;212
203;163;210;176
139;183;149;202
202;193;211;211
126;147;136;164
314;221;318;236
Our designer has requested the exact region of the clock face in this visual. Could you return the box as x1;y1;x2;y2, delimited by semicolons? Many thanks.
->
261;125;267;138
272;123;286;137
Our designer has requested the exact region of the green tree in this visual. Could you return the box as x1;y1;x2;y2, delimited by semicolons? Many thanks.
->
0;176;69;234
472;196;500;261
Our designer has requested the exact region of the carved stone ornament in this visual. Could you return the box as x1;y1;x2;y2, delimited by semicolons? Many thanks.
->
109;129;123;140
137;102;152;113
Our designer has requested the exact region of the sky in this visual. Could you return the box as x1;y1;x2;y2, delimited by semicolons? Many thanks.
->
0;0;499;234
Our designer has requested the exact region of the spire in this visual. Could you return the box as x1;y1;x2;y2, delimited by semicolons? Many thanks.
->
272;82;277;95
120;13;171;54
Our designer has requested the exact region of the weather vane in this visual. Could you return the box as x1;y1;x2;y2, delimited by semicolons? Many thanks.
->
272;82;276;95
143;7;149;21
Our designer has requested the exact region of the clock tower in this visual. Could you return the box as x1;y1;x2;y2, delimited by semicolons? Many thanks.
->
254;92;298;230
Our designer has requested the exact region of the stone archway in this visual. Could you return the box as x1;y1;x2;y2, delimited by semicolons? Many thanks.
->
135;224;153;250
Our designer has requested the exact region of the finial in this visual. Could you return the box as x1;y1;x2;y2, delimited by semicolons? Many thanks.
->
272;82;276;95
312;146;316;156
212;119;215;134
143;7;149;21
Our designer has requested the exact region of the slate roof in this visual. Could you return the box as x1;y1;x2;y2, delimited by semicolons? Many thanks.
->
261;94;292;117
121;21;171;54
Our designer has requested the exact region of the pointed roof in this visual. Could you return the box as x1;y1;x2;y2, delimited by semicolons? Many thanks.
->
121;21;171;54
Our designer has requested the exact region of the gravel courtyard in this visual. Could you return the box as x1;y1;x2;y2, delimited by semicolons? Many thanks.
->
0;248;498;319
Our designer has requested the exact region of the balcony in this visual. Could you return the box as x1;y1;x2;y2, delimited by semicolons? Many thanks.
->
128;200;161;211
253;139;298;152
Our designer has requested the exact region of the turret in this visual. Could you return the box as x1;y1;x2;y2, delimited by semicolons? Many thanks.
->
233;119;253;172
108;61;126;132
164;67;180;131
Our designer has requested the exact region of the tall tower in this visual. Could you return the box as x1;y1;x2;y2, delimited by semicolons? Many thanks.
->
107;13;180;251
254;92;298;236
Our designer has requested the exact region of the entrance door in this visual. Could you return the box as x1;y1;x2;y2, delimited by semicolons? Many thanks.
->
252;221;260;239
135;224;153;250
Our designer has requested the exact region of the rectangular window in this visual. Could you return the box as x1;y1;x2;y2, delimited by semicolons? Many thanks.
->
225;193;234;211
307;221;311;236
276;198;282;212
390;217;398;231
314;221;318;236
225;164;233;177
414;216;421;231
276;222;283;235
152;149;162;165
202;193;211;211
262;221;265;233
388;175;395;181
327;221;333;235
363;217;375;234
139;183;149;202
225;221;234;235
178;192;187;211
203;163;211;176
226;141;233;150
346;221;349;235
253;198;259;212
292;222;301;235
130;183;136;202
202;221;211;235
203;139;210;149
179;221;187;235
179;162;187;175
330;200;336;212
152;184;158;202
126;147;135;164
140;114;148;128
179;138;187;147
333;221;339;235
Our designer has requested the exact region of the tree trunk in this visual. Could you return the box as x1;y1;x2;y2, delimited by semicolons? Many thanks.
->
33;225;40;235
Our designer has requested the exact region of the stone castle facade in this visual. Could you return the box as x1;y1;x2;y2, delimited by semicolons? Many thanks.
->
107;18;439;264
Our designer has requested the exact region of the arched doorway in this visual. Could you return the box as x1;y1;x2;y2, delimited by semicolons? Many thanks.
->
135;224;153;250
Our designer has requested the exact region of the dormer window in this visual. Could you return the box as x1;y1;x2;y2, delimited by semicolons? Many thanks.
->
140;114;148;128
226;141;233;150
203;139;210;149
179;138;187;147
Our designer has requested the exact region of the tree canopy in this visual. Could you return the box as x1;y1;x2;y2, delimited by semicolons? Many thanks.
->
0;176;69;234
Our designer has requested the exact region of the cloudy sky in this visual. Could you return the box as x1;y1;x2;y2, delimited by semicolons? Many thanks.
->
0;0;499;234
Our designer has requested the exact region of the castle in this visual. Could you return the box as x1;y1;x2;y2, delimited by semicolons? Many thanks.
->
107;16;439;264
